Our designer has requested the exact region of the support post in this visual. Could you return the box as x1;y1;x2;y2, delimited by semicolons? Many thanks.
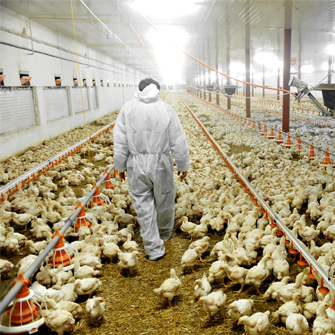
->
226;20;231;110
328;54;332;84
262;64;265;98
245;16;251;118
283;1;292;133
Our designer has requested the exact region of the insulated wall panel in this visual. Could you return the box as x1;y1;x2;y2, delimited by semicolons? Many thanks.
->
43;88;70;122
0;88;36;135
92;87;98;109
72;87;89;113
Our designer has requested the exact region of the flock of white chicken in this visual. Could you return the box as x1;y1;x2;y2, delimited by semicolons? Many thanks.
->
0;111;142;334
153;94;335;334
0;92;334;335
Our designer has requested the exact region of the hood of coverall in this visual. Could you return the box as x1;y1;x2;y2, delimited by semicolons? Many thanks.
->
134;83;160;103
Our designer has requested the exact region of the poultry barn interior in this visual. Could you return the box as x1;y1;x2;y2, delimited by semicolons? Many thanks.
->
1;0;335;334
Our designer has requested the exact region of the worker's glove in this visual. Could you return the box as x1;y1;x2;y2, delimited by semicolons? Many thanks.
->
178;171;187;180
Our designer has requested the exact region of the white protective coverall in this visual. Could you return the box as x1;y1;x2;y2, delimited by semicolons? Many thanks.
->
113;84;190;260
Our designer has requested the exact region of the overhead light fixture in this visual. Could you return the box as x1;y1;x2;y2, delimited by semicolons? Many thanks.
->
321;61;328;71
325;44;335;55
133;0;198;18
254;52;282;69
147;26;189;48
301;64;314;73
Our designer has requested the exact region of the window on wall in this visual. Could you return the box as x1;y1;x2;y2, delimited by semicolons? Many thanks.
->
92;79;96;86
100;79;104;87
55;75;62;87
73;77;78;87
83;78;87;87
0;69;5;86
19;71;31;86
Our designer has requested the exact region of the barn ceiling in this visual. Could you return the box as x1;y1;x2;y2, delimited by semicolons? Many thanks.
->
1;0;335;84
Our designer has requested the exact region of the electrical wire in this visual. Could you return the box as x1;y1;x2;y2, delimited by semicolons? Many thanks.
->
117;0;125;104
79;0;157;73
70;0;92;165
127;0;295;96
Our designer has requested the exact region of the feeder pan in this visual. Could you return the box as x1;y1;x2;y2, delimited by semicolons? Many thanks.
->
296;138;303;150
282;134;293;148
308;142;315;160
88;184;111;207
276;228;283;236
283;233;290;244
289;241;298;254
320;148;332;166
46;229;77;271
318;278;330;294
261;124;268;135
274;130;284;143
267;127;275;139
104;171;115;190
69;202;95;238
297;252;308;266
0;273;45;335
269;218;276;228
308;264;315;279
222;85;238;98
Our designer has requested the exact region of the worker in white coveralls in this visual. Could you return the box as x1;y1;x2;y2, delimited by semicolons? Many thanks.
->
113;78;190;261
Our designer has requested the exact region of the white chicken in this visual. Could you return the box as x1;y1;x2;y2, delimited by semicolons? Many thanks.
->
237;310;270;335
181;247;202;273
117;251;141;275
74;278;102;298
272;292;303;323
86;296;106;323
228;299;254;321
74;259;100;279
285;313;309;335
43;310;75;335
123;233;139;253
153;268;182;307
194;274;212;300
198;290;227;321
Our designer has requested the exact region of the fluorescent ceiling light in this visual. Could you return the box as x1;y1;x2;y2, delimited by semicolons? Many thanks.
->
210;71;216;81
133;0;198;18
326;44;335;55
321;61;328;71
230;62;245;75
146;26;189;48
301;64;314;73
254;52;282;69
153;46;184;82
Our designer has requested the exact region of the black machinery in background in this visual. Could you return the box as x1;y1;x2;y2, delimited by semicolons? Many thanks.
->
212;82;238;98
289;76;335;117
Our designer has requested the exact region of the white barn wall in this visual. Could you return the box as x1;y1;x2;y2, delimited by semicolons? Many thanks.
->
0;7;145;162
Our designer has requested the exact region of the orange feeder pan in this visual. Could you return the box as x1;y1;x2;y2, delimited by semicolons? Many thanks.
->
308;142;315;160
104;171;115;190
320;148;332;166
261;124;268;135
274;130;284;143
276;227;283;236
296;139;303;150
0;272;45;334
297;252;308;266
89;184;110;207
308;264;315;279
69;202;93;238
318;277;330;295
267;126;275;139
269;218;276;228
48;229;75;271
282;134;293;148
288;241;298;254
